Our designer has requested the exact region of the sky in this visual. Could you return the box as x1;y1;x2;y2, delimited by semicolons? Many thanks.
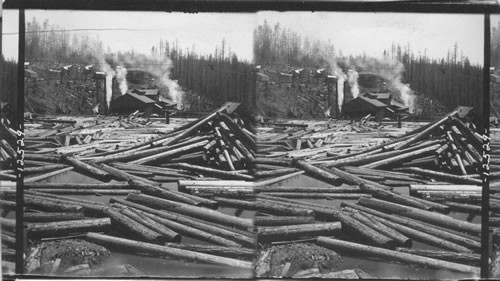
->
2;11;485;65
257;12;485;65
2;10;256;61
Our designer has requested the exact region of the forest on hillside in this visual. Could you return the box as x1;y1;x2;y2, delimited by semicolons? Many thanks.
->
1;17;256;114
254;21;483;112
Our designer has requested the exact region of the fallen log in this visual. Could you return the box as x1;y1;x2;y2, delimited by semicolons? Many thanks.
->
31;189;139;195
394;167;482;185
126;193;253;230
347;209;411;247
443;201;481;214
316;237;479;274
28;218;111;236
24;195;83;213
111;198;254;247
362;144;441;169
24;212;84;222
131;139;210;165
356;209;473;253
341;201;481;251
24;167;74;183
24;182;130;189
395;248;480;265
254;215;315;226
213;197;256;210
410;184;481;193
118;207;181;242
256;198;315;217
164;243;255;259
257;222;341;241
338;212;396;248
171;162;254;180
253;157;293;167
258;192;370;199
86;232;253;268
295;160;342;186
128;180;200;206
253;186;361;193
357;197;480;234
62;156;111;182
104;207;165;243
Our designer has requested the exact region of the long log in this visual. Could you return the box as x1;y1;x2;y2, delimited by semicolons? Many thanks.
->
316;237;479;274
341;201;481;251
362;144;441;169
358;183;440;212
346;209;411;247
393;111;457;150
443;201;481;213
62;156;111;182
254;215;315;226
27;218;111;236
395;248;480;265
394;167;482;185
99;163;159;186
126;193;252;229
131;139;210;165
257;222;341;241
24;182;130;189
295;160;342;186
86;232;252;268
214;197;256;210
118;207;181;242
256;198;315;216
128;180;200;206
164;243;255;259
410;184;481;193
24;167;74;183
103;207;164;243
24;192;106;216
171;162;254;180
24;212;84;222
32;189;138;195
254;186;361;193
338;212;396;248
258;192;370;199
111;198;254;247
256;194;342;220
357;209;473;253
253;157;293;167
322;166;391;190
24;195;83;213
357;197;481;234
22;164;70;174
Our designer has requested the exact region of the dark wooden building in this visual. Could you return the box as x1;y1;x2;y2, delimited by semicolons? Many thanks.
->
110;92;156;117
342;94;388;121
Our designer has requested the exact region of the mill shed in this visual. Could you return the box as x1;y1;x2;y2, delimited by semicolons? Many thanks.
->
343;94;388;121
111;92;155;117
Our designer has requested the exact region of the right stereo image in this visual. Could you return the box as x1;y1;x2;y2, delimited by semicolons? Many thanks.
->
490;14;500;279
253;11;485;279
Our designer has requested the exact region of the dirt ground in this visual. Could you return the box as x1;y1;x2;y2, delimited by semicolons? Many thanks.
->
255;242;343;277
25;239;111;275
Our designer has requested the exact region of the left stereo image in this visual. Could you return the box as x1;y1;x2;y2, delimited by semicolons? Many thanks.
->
1;10;258;277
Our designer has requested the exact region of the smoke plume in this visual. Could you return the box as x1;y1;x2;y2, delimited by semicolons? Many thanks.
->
101;62;115;111
347;69;360;99
115;66;128;95
328;61;346;113
347;56;416;113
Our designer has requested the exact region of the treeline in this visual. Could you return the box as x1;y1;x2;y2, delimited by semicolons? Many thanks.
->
154;39;256;109
492;20;500;68
254;21;336;67
387;43;483;112
25;17;105;64
254;21;483;113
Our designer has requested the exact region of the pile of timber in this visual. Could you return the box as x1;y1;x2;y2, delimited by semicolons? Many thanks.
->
253;106;482;276
490;127;500;277
1;102;263;272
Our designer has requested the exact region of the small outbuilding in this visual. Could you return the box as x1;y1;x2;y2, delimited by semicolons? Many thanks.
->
111;92;156;117
342;94;388;121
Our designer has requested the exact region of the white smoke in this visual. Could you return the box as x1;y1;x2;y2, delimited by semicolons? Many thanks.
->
101;62;115;111
347;69;360;99
115;66;128;95
328;60;346;113
348;56;417;113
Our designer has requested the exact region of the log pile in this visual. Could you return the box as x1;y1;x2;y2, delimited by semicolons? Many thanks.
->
254;106;482;277
1;102;262;274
